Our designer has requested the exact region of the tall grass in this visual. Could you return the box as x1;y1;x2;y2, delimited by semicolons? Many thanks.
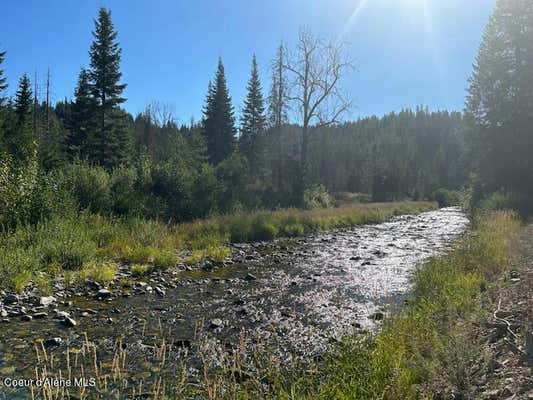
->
0;201;436;291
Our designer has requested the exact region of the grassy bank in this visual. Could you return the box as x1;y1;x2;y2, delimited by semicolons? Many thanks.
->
0;201;436;291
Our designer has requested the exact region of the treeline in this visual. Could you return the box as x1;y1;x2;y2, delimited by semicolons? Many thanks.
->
1;0;531;231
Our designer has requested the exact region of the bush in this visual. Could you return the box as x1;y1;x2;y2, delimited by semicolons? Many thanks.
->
0;154;59;230
303;184;333;209
110;166;143;216
58;162;111;213
432;188;461;208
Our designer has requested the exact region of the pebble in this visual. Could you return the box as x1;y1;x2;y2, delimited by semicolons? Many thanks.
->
61;316;77;328
244;273;257;281
44;337;63;347
3;294;19;305
39;296;57;307
96;289;112;299
209;318;224;329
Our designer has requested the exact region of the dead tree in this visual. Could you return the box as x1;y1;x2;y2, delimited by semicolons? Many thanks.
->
284;29;354;198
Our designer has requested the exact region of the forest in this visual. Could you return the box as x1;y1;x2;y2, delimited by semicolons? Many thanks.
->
0;7;473;232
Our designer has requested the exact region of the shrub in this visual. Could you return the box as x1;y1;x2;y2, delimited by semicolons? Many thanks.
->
303;184;333;209
110;166;142;216
432;188;461;208
58;162;111;213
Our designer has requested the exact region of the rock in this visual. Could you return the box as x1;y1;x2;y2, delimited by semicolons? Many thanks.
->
61;316;77;328
44;337;63;347
39;296;57;307
369;312;384;321
33;312;48;319
155;287;166;297
96;289;112;299
350;256;362;261
3;294;19;305
55;311;71;319
209;318;224;329
0;309;7;318
21;315;33;321
174;339;191;349
244;273;257;281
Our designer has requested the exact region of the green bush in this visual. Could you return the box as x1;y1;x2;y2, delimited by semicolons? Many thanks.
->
303;184;334;209
432;188;461;208
58;162;111;213
110;166;143;216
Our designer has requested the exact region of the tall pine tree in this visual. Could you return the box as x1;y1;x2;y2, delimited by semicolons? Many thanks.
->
69;68;96;159
88;7;129;170
202;58;236;164
4;74;35;162
240;55;266;166
0;49;7;106
466;0;533;198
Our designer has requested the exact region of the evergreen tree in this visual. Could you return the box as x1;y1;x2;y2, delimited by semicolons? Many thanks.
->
0;49;7;106
3;74;35;162
466;0;533;198
202;58;236;164
240;55;266;166
39;109;68;170
69;68;96;158
88;6;128;169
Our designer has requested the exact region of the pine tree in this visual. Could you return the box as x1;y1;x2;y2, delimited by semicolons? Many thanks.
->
202;58;236;164
466;0;533;197
0;49;8;106
240;55;266;166
69;68;96;158
4;74;35;162
88;6;128;169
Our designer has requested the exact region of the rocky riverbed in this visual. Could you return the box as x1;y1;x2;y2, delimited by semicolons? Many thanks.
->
0;207;469;397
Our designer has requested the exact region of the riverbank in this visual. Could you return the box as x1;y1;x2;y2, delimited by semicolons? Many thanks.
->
0;209;520;399
0;206;466;399
0;201;436;292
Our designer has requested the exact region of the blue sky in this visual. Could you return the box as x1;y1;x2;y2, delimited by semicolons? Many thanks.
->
1;0;495;123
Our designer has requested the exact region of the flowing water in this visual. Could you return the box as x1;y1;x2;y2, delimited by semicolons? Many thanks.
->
0;207;469;396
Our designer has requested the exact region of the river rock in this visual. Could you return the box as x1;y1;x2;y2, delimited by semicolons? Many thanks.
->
369;312;384;321
33;312;48;319
96;289;112;299
21;315;33;321
244;273;257;281
174;339;191;349
61;316;77;328
209;318;224;329
155;287;166;297
3;294;19;305
55;311;71;319
39;296;57;307
0;308;7;318
44;337;63;347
